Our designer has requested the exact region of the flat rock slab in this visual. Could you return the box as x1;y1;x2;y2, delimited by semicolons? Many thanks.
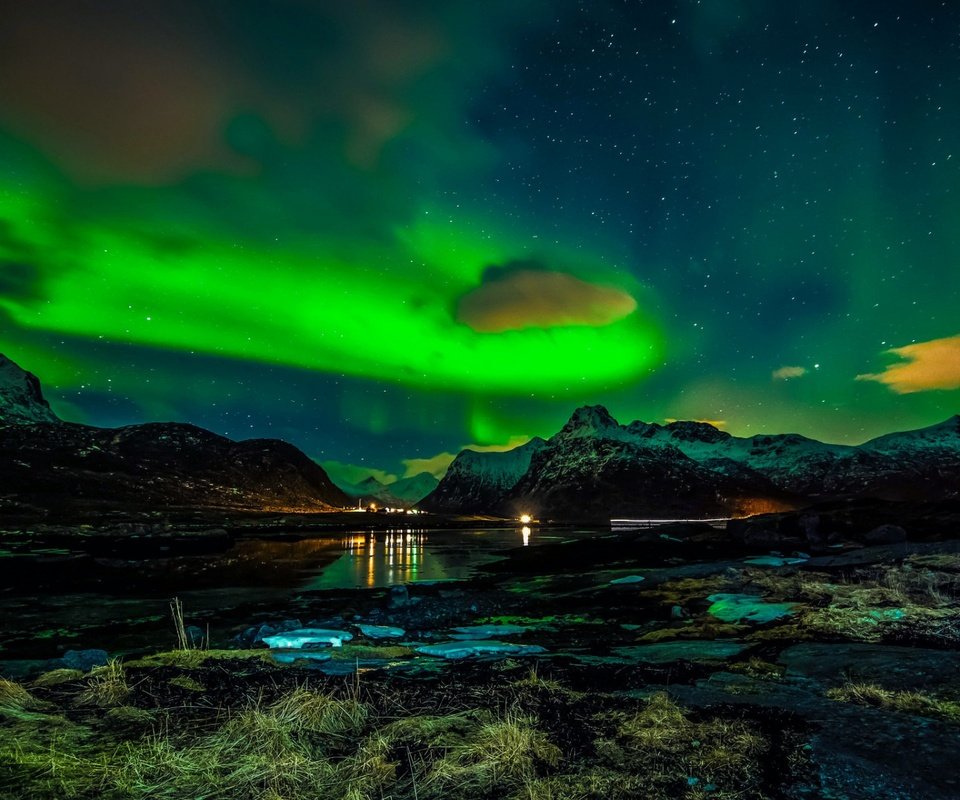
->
261;628;354;649
707;593;796;624
614;640;747;664
779;642;960;689
415;640;547;660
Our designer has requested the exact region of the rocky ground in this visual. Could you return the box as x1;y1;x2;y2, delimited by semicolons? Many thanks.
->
3;521;960;799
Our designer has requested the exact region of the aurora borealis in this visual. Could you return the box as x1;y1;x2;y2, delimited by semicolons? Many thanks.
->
1;1;958;484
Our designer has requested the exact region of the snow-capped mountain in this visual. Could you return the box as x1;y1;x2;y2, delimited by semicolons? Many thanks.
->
0;355;60;425
423;405;960;519
0;354;349;518
421;437;548;513
500;406;789;519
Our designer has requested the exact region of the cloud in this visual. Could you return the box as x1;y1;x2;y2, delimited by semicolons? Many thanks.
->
320;460;397;488
856;334;960;394
772;365;807;380
457;267;636;333
401;452;458;480
664;418;727;430
402;435;532;479
0;1;453;181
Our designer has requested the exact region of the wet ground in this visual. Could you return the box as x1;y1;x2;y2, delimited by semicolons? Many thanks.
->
3;521;960;798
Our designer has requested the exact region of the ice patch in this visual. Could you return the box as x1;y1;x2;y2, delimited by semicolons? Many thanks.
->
707;594;795;624
261;629;354;649
449;624;527;639
743;556;808;567
610;575;646;585
357;624;406;639
415;640;547;660
269;650;334;665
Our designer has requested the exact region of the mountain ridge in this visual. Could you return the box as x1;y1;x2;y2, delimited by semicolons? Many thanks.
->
0;354;349;518
422;405;960;519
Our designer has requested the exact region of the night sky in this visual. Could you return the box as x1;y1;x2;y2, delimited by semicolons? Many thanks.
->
1;1;958;486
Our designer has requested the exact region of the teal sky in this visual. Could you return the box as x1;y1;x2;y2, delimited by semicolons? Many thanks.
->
0;0;957;485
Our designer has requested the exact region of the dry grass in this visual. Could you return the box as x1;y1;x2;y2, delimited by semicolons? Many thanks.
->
0;659;794;800
420;708;562;797
743;563;960;643
0;678;37;712
31;669;85;688
268;688;368;738
592;692;767;796
826;682;960;722
728;657;785;680
124;649;274;669
75;658;130;708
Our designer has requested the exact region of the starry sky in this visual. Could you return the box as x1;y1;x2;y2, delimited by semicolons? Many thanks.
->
1;0;958;485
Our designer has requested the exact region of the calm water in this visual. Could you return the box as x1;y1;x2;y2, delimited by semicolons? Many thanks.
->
0;526;584;668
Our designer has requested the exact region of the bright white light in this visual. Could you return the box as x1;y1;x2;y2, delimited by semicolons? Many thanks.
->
519;513;532;524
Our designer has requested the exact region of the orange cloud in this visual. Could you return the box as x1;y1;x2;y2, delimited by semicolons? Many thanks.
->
856;334;960;393
772;366;807;380
457;270;636;333
402;435;532;479
401;452;458;480
664;418;727;430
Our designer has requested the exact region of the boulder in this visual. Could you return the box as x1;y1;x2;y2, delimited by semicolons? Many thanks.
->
864;524;907;545
60;649;109;672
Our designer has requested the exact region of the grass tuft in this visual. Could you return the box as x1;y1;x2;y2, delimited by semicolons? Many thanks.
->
826;682;960;722
76;659;130;707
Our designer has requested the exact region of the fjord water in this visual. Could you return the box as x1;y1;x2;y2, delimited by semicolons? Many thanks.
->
0;526;576;670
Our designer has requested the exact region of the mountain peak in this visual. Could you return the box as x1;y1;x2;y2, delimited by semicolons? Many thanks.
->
663;419;729;444
0;354;60;425
561;405;619;434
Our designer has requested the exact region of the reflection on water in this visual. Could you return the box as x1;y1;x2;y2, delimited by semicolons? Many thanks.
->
305;527;540;589
307;530;437;589
0;525;554;662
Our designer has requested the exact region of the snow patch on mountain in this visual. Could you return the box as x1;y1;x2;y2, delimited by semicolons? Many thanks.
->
0;354;60;425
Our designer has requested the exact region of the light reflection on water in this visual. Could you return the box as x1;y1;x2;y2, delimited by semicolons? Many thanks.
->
0;525;562;663
306;528;536;590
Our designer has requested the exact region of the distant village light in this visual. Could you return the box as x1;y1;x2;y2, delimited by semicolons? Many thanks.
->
519;513;532;524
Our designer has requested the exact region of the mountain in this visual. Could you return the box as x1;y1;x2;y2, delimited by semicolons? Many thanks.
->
388;472;440;504
501;407;791;519
421;437;548;513
0;355;60;425
333;472;439;507
423;405;960;520
0;354;349;519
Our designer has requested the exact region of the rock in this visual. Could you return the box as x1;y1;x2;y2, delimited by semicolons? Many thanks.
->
185;625;206;648
611;641;747;664
671;605;688;620
610;574;646;585
706;594;795;624
60;649;109;672
388;586;410;610
357;624;405;640
261;629;354;649
864;524;907;545
415;640;547;660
